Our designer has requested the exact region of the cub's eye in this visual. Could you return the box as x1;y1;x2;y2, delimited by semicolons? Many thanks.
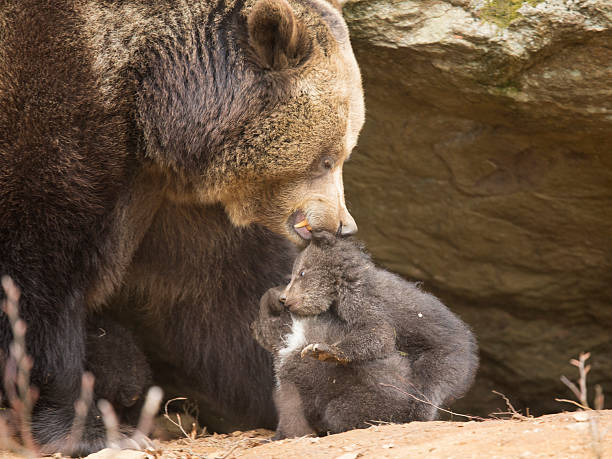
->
323;158;333;169
299;270;305;277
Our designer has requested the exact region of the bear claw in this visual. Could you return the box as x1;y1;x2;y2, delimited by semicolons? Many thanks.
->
300;343;348;364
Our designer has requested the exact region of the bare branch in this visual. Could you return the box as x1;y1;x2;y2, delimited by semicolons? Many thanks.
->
594;385;605;412
66;372;95;452
560;375;583;404
137;386;163;436
163;397;192;441
560;352;596;410
491;391;531;420
1;276;38;455
554;398;590;411
98;399;121;449
379;383;486;422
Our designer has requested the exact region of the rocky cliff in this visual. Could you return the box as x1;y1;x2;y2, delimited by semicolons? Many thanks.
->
342;0;612;415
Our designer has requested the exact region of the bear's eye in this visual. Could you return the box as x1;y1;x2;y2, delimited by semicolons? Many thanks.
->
299;270;305;277
323;158;333;170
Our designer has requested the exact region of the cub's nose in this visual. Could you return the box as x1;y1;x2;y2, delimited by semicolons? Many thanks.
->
279;293;287;304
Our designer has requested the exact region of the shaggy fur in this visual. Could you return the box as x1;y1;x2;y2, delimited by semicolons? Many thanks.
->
252;234;479;439
0;0;364;453
85;316;152;425
108;204;296;432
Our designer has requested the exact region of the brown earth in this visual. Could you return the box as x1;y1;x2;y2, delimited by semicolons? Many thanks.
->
71;410;612;459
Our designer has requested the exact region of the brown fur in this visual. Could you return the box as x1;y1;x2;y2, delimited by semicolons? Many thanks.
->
247;0;312;69
1;0;363;454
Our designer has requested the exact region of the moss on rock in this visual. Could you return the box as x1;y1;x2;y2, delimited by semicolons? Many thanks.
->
480;0;542;28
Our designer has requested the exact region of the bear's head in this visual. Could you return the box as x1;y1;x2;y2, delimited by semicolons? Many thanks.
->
219;0;364;246
138;0;364;247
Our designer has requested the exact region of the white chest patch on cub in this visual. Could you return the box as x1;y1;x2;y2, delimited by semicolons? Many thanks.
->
278;316;307;365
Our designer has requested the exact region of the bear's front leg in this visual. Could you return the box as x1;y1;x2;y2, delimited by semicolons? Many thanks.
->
0;278;145;456
0;281;103;455
302;319;397;364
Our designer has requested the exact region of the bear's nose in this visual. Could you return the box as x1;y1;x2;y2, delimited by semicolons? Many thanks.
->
338;219;358;236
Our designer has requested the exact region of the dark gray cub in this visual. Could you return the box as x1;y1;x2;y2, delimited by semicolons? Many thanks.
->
86;316;152;425
252;234;478;439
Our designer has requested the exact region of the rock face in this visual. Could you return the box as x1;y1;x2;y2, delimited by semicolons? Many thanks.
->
342;0;612;416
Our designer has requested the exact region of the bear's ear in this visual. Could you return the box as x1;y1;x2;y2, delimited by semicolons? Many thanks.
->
247;0;312;70
323;0;347;12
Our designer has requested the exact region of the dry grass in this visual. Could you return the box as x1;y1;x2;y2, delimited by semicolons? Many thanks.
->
556;352;607;459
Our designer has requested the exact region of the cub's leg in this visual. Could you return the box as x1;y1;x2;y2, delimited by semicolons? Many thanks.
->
273;382;316;440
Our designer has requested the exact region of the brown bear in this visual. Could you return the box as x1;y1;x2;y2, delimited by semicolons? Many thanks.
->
0;0;364;454
252;234;478;439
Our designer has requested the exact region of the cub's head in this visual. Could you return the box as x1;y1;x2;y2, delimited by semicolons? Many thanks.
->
216;0;364;246
281;232;369;315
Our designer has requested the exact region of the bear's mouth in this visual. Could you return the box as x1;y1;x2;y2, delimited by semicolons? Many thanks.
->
290;210;312;240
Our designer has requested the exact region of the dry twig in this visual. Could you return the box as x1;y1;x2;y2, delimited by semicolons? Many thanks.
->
1;276;39;455
558;352;591;409
556;351;606;412
163;397;195;441
556;352;607;459
132;385;163;448
66;372;95;452
98;399;121;449
379;383;486;421
490;390;532;420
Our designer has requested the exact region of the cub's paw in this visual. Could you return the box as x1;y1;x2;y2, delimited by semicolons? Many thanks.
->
300;343;349;365
260;286;287;316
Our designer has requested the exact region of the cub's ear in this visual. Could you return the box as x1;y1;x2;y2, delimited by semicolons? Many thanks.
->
247;0;312;70
311;230;338;247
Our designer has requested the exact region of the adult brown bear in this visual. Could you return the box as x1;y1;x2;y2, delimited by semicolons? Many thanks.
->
0;0;364;454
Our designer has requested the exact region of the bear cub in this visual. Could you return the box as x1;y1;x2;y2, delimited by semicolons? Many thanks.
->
252;233;478;439
86;316;152;425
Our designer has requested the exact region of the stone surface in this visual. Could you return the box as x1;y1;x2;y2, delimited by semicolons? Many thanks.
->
342;0;612;415
84;448;146;459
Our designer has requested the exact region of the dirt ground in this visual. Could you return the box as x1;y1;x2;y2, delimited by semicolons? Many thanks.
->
80;409;612;459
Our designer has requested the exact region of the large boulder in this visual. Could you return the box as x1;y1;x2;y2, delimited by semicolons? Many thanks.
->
342;0;612;415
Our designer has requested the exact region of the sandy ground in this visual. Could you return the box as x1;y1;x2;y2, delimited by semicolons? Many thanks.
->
78;409;612;459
